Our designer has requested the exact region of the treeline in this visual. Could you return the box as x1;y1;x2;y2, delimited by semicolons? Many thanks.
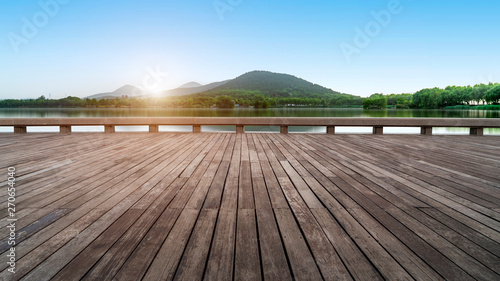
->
0;96;90;108
412;83;500;108
363;83;500;109
0;95;133;108
193;89;363;107
2;83;499;109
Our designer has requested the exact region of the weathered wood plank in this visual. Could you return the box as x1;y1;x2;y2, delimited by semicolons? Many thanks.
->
204;209;237;281
255;208;292;280
273;208;323;280
235;209;262;281
174;209;219;281
0;133;498;281
142;208;200;281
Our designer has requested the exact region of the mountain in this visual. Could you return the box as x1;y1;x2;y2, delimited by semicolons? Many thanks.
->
177;82;202;88
87;85;145;100
200;70;347;97
85;70;355;101
162;80;229;96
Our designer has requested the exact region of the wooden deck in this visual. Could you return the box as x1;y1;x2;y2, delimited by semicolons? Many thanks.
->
1;132;499;280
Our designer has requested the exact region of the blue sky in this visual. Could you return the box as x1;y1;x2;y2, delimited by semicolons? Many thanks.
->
1;0;499;99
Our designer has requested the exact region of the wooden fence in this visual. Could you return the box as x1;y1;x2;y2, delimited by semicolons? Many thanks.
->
1;117;499;135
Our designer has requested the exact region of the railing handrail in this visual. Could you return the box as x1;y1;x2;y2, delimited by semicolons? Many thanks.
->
1;117;499;135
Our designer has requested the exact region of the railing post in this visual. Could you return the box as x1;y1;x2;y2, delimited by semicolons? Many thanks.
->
280;126;288;134
60;126;72;133
149;125;159;133
420;127;433;135
327;126;335;135
193;125;201;133
14;126;27;134
470;127;484;136
236;125;245;134
373;126;383;135
104;125;115;133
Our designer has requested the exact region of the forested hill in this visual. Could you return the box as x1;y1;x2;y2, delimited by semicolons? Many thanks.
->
206;71;340;96
191;70;363;107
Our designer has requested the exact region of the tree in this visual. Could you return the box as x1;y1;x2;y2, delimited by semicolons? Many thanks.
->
471;84;488;104
253;95;267;108
216;95;235;108
363;94;387;109
484;84;500;104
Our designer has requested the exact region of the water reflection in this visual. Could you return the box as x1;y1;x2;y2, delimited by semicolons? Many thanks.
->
0;108;498;134
1;108;499;118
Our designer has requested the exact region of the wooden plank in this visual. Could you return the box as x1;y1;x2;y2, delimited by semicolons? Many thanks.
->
0;133;191;233
12;135;211;278
321;164;474;280
311;208;383;281
112;208;183;280
248;135;272;210
273;208;323;280
0;208;107;280
259;160;289;209
288;137;444;280
420;207;500;258
279;161;324;209
80;177;188;280
142;208;200;281
235;209;261;281
203;135;236;209
342;164;500;280
50;209;144;280
0;133;498;281
23;208;143;281
252;176;272;210
0;208;71;253
255;208;292;280
174;209;219;280
359;160;500;236
238;160;254;209
330;157;500;275
299;135;500;243
204;209;237;281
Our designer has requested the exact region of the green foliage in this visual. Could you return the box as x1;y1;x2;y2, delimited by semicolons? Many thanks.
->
0;96;86;108
444;104;500;110
215;95;235;108
363;94;387;109
412;83;499;108
386;93;412;108
1;78;499;110
213;71;337;96
253;95;270;108
199;71;363;107
484;84;500;104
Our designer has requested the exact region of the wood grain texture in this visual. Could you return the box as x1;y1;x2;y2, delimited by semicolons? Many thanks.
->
0;133;498;280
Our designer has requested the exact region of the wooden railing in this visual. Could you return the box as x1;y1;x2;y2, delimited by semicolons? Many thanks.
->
1;117;499;135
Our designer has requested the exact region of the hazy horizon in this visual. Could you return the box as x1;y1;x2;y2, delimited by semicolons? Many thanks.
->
1;0;499;99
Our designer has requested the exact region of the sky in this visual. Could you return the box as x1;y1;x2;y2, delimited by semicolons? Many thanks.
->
1;0;499;99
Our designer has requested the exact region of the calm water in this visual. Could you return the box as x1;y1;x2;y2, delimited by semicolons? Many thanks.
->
1;108;499;134
1;107;499;118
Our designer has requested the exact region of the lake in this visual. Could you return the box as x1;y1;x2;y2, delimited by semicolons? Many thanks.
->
1;108;499;134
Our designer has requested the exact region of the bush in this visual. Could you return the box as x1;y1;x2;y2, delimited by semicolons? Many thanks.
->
215;95;234;108
363;95;387;109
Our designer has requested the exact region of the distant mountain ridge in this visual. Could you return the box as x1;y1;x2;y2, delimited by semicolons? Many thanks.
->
200;70;346;97
162;80;229;97
177;82;202;88
85;70;350;99
86;85;145;100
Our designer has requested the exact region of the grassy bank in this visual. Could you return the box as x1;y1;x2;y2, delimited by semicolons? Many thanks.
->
444;105;500;110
